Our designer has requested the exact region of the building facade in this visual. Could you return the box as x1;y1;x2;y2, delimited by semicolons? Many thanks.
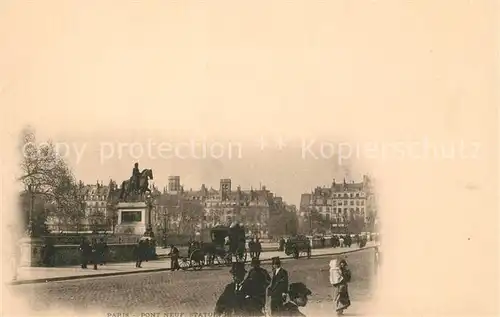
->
299;175;376;232
152;176;279;235
46;180;114;232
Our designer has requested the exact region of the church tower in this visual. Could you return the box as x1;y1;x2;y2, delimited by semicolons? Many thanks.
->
168;176;181;194
220;178;231;200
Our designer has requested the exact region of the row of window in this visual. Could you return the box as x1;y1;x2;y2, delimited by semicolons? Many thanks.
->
315;207;365;213
314;200;365;207
317;192;365;198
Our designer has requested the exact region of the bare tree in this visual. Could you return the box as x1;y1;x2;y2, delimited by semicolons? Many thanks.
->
18;127;80;235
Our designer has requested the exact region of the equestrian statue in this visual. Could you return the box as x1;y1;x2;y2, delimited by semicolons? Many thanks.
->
119;162;154;201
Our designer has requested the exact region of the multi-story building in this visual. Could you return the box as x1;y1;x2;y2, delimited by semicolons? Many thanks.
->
46;180;114;232
153;176;278;235
299;175;376;232
81;181;110;227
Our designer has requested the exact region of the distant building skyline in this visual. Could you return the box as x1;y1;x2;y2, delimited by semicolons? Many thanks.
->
299;175;377;233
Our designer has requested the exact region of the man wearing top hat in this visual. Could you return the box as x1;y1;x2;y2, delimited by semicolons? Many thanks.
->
246;257;271;311
282;282;312;317
268;256;289;316
214;262;261;317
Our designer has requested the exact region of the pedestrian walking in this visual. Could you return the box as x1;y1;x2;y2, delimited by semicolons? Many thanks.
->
41;238;55;267
98;238;108;265
91;238;99;270
329;258;352;316
255;238;262;259
78;238;92;269
144;239;150;262
168;244;180;271
279;238;285;251
339;237;344;248
268;257;289;316
374;246;381;275
134;240;145;268
282;282;312;316
248;238;255;259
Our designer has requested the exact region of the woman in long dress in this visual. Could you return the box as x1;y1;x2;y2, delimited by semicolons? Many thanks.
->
330;258;352;315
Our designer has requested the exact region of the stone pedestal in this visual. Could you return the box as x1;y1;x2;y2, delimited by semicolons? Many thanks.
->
115;202;150;235
18;237;43;267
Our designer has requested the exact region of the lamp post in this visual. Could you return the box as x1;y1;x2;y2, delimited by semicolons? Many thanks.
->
144;193;154;237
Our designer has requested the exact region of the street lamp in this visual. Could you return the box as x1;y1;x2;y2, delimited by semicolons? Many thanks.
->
144;193;154;237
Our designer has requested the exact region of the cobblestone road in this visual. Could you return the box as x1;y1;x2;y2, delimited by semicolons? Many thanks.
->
10;249;375;316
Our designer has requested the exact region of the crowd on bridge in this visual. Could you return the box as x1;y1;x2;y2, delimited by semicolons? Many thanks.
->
214;255;355;317
278;233;370;251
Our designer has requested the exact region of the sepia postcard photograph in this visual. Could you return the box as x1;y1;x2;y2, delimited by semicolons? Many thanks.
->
1;1;498;317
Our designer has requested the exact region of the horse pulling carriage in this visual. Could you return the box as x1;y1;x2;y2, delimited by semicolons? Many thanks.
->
284;235;312;259
178;223;249;271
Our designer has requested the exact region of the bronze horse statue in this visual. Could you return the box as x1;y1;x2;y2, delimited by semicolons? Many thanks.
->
119;169;154;201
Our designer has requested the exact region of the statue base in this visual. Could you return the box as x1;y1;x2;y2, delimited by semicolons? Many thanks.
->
115;202;150;235
18;236;44;267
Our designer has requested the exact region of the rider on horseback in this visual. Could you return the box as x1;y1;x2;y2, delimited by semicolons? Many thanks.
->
131;162;140;192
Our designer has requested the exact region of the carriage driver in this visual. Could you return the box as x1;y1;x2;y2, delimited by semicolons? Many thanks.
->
131;162;140;191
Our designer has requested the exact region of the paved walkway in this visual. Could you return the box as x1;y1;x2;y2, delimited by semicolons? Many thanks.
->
13;243;377;284
303;300;375;316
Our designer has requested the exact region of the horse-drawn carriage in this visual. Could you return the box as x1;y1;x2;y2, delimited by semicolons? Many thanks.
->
178;223;248;270
284;235;311;259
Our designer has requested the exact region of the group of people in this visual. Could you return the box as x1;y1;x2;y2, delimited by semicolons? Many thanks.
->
330;235;352;248
278;233;369;251
248;238;263;259
215;256;312;317
78;237;109;269
214;254;354;317
133;238;155;268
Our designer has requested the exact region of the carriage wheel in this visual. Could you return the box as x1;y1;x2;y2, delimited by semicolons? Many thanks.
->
189;250;204;271
204;253;214;266
179;258;190;270
213;255;224;266
235;249;247;263
223;253;232;266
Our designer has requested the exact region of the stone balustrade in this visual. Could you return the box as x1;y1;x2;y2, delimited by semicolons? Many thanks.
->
23;243;146;267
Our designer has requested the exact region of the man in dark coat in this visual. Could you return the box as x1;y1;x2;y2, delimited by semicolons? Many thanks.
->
268;257;289;316
91;238;99;270
214;262;260;317
282;282;312;317
78;238;92;269
168;244;180;271
41;238;55;267
246;258;271;311
98;238;108;265
134;240;145;268
279;238;285;251
248;238;255;259
255;238;262;259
